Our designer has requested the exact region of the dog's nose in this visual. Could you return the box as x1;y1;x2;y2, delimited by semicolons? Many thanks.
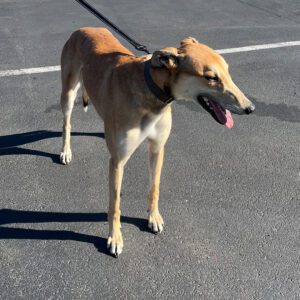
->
245;104;255;114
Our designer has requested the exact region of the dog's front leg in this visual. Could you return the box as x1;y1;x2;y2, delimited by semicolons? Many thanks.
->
147;145;165;233
107;157;124;257
147;108;172;234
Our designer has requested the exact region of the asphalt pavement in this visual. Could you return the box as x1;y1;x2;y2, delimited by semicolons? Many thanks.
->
0;0;300;299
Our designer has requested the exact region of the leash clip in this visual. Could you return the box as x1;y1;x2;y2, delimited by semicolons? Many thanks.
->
135;45;151;54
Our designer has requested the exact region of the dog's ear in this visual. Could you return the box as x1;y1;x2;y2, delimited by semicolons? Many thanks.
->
151;48;179;70
180;37;199;46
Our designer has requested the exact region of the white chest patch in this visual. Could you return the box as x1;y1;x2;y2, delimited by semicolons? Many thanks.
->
116;112;165;160
140;113;161;140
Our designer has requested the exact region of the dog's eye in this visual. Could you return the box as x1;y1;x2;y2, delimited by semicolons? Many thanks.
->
204;75;219;82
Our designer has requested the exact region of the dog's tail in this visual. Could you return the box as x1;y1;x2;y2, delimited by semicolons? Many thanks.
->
82;84;89;112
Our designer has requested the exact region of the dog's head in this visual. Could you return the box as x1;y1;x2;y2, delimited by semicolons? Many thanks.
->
150;37;255;128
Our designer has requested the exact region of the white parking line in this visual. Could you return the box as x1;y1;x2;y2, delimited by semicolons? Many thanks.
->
217;40;300;54
0;65;61;77
1;40;300;78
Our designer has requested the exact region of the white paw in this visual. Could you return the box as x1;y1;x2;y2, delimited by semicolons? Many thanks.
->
60;149;72;165
107;235;123;258
148;211;164;234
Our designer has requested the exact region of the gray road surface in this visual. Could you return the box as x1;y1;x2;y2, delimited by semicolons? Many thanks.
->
1;0;300;299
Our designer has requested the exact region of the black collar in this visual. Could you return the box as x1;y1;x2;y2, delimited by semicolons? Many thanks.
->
144;60;174;104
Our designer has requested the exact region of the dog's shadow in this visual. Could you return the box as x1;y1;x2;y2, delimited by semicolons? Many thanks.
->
0;209;149;256
0;131;150;256
0;130;105;163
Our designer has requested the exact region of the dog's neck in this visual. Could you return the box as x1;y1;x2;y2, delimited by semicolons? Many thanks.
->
144;60;174;105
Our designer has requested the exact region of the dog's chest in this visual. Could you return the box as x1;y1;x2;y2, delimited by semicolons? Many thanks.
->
139;113;161;140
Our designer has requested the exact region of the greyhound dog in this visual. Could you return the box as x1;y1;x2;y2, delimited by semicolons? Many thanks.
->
60;27;255;257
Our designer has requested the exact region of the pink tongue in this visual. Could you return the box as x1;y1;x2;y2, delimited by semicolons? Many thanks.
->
224;109;234;128
209;100;234;129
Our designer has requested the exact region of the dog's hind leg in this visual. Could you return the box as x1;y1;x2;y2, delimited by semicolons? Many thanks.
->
59;43;81;165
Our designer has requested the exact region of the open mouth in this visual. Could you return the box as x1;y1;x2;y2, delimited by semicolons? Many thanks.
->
197;96;234;129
